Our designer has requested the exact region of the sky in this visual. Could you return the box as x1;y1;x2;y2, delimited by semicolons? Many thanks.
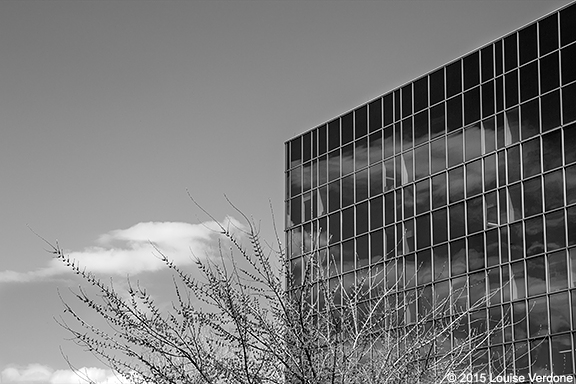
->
0;0;572;383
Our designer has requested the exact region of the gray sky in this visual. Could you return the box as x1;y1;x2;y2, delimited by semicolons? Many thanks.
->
0;0;571;382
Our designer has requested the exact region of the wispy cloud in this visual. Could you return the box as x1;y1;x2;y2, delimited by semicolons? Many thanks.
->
1;364;129;384
0;217;244;283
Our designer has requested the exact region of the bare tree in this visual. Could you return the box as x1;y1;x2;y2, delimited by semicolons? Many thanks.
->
51;200;510;384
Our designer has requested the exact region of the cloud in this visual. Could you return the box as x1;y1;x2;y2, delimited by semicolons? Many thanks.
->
1;364;129;384
0;217;244;283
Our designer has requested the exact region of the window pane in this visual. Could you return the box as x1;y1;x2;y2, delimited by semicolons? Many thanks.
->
402;117;413;150
414;143;429;180
290;137;301;167
522;138;541;178
446;60;462;98
414;110;428;146
430;102;445;139
505;69;518;108
451;239;466;275
369;131;382;164
383;94;393;127
371;229;384;263
566;164;576;205
369;98;382;132
546;210;566;251
520;99;539;139
565;123;576;164
520;61;538;102
465;124;482;161
328;180;340;212
466;159;483;197
481;44;494;82
482;80;495;118
468;233;485;271
356;235;369;268
541;90;561;132
542;130;562;172
434;245;449;280
328;119;339;151
464;87;480;125
467;196;484;234
319;124;327;155
507;145;521;184
484;153;497;191
449;166;464;203
430;68;445;106
369;163;382;197
544;169;564;211
433;208;448;244
563;83;576;125
523;177;543;217
548;250;568;292
504;33;518;71
448;130;463;167
450;203;465;239
561;43;576;85
464;51;480;90
416;214;430;249
549;292;571;335
342;174;354;207
509;183;523;222
402;84;412;118
356;202;368;235
528;297;547;338
355;105;367;139
519;24;537;65
370;196;383;231
505;106;520;144
447;95;463;132
432;172;447;209
342;207;354;240
342;113;353;145
416;179;430;215
540;52;559;94
414;76;428;113
539;13;558;56
560;2;576;46
525;216;544;256
356;168;368;202
356;137;369;170
430;137;446;174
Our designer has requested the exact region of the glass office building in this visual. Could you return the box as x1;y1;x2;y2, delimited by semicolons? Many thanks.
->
285;2;576;376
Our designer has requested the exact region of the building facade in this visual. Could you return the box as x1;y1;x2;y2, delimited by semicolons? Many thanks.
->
285;2;576;376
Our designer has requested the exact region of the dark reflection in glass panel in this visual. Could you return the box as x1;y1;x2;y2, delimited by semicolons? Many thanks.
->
560;2;576;46
505;70;518;108
342;113;353;145
522;138;540;178
540;52;559;94
542;130;562;172
302;163;311;193
356;168;368;203
328;119;339;151
430;68;445;106
342;207;354;240
417;251;432;286
509;183;523;222
541;90;561;132
509;222;524;261
355;137;368;170
383;125;393;159
414;110;428;146
485;191;498;228
562;83;576;124
481;45;494;82
433;208;448;244
495;76;504;112
561;44;576;85
369;163;382;197
394;90;401;122
414;144;429;181
318;185;327;216
519;24;537;65
416;214;430;249
549;294;571;342
466;159;482;197
520;61;538;102
370;196;383;231
544;170;564;211
328;152;339;182
430;176;446;213
548;250;568;292
383;158;394;191
319;155;328;185
371;229;384;263
451;238;466;275
356;201;368;235
528;297;547;339
446;61;462;98
505;107;520;144
467;196;484;234
483;117;496;154
546;210;566;251
414;77;428;113
520;99;540;140
500;226;509;262
396;190;403;222
430;103;445;139
290;137;301;167
504;33;517;72
567;164;576;205
430;137;446;174
565;123;576;164
342;143;354;176
450;203;465;240
525;216;544;256
404;184;414;218
465;124;481;161
447;130;463;167
539;14;558;56
447;95;463;132
328;180;341;215
342;175;354;208
342;240;354;272
385;192;394;225
507;145;520;183
434;245;449;281
394;124;401;156
357;235;369;268
319;125;327;156
497;151;506;187
368;132;382;165
402;117;413;150
569;206;576;246
369;98;382;132
464;52;480;90
416;179;430;214
464;87;480;125
303;132;311;162
290;167;301;197
468;233;485;271
523;176;542;217
402;84;412;118
355;105;367;139
383;94;393;127
396;153;413;186
290;196;301;226
449;166;464;203
484;154;497;191
482;81;495;118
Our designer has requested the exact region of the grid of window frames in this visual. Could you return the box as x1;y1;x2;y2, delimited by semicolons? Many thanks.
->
285;2;576;376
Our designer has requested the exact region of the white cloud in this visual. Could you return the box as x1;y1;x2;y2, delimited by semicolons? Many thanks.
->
1;364;129;384
0;217;244;283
